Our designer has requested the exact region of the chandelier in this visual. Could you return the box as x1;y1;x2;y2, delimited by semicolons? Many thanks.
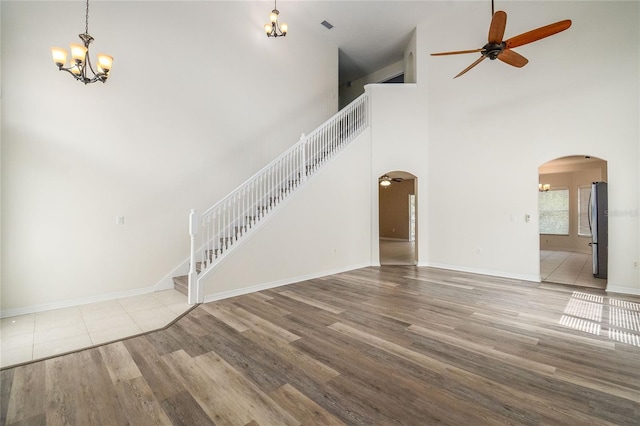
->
264;0;288;38
50;0;113;84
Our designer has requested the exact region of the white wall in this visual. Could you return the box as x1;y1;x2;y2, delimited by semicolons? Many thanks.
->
202;0;640;298
339;28;417;109
201;129;373;300
367;83;428;265
403;29;417;84
1;1;338;315
421;1;639;290
339;60;405;109
2;1;638;316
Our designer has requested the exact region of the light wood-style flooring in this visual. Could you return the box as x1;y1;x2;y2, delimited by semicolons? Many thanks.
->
2;266;639;425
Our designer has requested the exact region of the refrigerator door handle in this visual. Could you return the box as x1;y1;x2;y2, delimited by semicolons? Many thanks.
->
591;184;598;244
588;191;593;232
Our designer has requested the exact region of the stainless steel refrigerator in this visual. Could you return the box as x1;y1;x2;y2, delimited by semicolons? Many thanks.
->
589;182;608;279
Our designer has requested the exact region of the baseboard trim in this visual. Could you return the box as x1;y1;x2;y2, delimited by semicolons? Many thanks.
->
202;262;371;304
0;285;157;319
606;285;640;296
422;262;541;283
2;260;192;318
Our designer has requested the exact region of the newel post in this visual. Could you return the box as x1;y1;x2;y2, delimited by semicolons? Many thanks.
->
188;209;200;304
364;85;371;126
300;133;307;182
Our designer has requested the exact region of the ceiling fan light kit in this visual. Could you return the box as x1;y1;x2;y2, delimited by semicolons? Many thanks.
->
379;175;405;187
431;4;571;78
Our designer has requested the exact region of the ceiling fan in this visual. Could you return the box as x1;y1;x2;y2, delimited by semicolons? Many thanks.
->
379;175;403;187
431;1;571;78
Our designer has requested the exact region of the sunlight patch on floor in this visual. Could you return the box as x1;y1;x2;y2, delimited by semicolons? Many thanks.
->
559;291;640;347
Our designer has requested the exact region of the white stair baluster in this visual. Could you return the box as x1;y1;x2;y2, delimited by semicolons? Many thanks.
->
185;93;368;303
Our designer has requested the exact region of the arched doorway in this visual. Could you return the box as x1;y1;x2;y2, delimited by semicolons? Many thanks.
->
538;155;608;289
378;171;417;265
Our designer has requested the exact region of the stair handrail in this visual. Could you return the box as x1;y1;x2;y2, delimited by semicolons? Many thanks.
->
187;92;369;304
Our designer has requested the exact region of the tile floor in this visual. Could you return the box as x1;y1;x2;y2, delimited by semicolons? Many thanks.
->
540;249;607;289
377;243;605;290
379;239;416;265
0;289;190;369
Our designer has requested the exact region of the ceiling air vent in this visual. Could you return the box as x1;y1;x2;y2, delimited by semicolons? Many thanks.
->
321;20;334;30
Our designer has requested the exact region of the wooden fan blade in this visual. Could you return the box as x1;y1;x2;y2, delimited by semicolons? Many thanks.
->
497;49;529;68
454;56;487;79
431;49;483;56
488;10;507;44
505;20;572;49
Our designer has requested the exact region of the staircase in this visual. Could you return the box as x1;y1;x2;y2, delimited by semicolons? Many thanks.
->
172;92;369;302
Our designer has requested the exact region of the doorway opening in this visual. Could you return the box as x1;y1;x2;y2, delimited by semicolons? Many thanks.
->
378;171;417;265
538;155;608;289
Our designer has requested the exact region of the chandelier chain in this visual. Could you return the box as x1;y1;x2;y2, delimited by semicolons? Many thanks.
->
85;0;90;35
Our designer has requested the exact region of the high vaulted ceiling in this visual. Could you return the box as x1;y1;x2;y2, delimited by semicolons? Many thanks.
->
275;0;578;85
281;1;436;84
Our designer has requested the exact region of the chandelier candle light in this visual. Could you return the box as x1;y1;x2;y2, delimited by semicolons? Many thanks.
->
264;0;288;37
50;0;113;84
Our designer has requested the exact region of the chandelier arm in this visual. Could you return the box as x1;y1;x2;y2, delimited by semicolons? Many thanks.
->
58;67;80;77
84;53;98;77
56;67;93;84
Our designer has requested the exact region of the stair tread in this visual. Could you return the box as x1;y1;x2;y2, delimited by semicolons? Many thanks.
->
173;275;188;296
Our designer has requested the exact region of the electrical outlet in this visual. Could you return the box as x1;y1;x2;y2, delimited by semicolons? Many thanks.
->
476;248;482;255
634;261;638;269
116;216;125;225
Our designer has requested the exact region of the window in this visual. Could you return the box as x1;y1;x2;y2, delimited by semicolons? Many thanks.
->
408;194;416;242
539;189;569;235
578;186;592;237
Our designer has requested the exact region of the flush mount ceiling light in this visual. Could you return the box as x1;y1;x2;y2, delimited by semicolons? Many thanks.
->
264;0;288;38
50;0;113;84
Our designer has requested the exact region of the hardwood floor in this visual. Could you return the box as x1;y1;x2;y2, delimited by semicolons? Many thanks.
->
2;266;639;425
